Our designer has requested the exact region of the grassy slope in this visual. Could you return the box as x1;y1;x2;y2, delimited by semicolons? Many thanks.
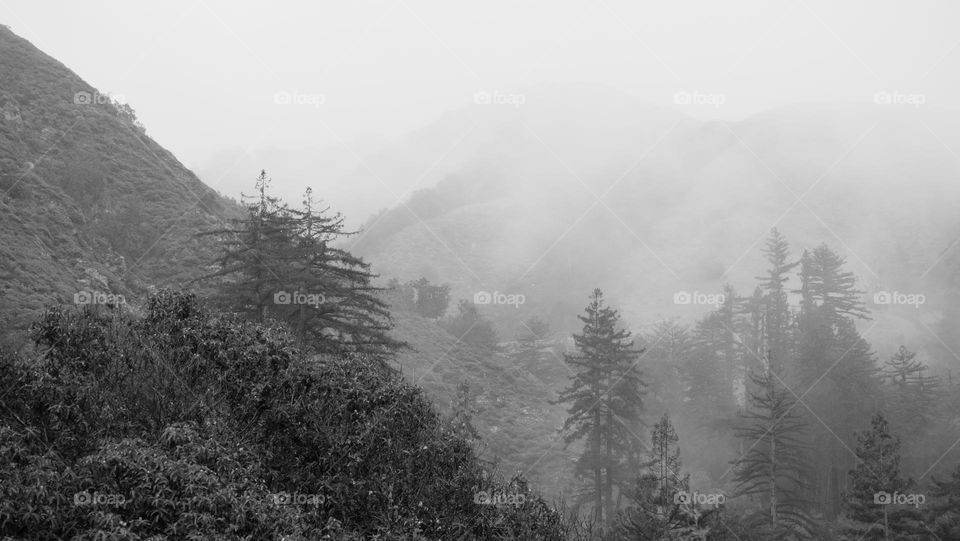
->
0;26;241;347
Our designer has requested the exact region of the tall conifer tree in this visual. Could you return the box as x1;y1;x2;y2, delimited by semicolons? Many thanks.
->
556;288;646;529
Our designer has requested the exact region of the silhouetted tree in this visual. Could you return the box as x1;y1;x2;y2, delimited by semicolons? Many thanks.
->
794;244;879;518
618;412;698;539
197;170;290;324
755;228;798;373
556;289;646;530
196;173;400;356
733;353;814;538
683;303;739;433
843;412;924;540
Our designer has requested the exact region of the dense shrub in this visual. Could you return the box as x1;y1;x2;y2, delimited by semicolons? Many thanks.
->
0;289;565;539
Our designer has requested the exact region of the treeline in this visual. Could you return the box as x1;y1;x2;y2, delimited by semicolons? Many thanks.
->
552;229;960;539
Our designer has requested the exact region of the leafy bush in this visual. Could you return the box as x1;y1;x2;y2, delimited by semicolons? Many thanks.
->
0;289;565;539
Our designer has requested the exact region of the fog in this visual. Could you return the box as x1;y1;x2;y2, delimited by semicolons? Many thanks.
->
3;2;960;537
4;0;960;221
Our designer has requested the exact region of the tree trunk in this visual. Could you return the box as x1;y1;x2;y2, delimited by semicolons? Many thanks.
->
770;436;777;526
605;367;614;531
594;407;602;526
605;405;613;530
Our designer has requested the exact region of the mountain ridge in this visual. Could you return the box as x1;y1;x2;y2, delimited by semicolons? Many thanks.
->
0;24;241;347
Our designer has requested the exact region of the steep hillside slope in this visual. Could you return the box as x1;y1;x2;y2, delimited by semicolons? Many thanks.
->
0;25;241;346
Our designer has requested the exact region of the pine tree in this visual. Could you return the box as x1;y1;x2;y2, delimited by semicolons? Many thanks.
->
793;244;879;518
755;228;798;374
683;307;738;433
881;345;942;472
618;412;698;539
196;172;401;356
556;288;646;529
647;412;688;509
882;346;941;425
717;284;746;403
642;320;690;420
196;170;292;323
644;320;690;366
798;244;869;326
741;286;767;376
843;412;924;540
278;187;401;354
732;353;814;538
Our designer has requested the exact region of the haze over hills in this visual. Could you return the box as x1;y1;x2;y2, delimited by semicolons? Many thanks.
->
343;87;960;369
4;9;959;465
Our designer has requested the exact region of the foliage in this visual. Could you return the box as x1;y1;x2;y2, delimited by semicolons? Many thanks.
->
732;359;814;537
195;172;401;357
842;412;925;540
0;289;566;540
556;288;647;529
616;412;726;540
793;244;880;519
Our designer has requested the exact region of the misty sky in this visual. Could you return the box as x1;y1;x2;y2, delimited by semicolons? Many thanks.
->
3;0;959;176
